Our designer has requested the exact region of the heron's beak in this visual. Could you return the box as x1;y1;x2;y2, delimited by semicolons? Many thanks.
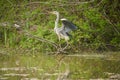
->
49;11;54;14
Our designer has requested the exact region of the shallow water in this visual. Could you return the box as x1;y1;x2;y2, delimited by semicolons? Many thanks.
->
0;52;120;80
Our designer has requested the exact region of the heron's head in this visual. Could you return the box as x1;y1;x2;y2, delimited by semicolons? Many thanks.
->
49;11;59;15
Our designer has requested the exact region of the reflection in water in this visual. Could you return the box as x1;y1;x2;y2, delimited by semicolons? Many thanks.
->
104;72;120;79
21;78;39;80
4;73;30;77
0;77;8;80
0;67;26;71
0;67;43;71
0;53;120;80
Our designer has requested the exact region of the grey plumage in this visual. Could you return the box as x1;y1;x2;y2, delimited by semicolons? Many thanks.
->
50;11;77;41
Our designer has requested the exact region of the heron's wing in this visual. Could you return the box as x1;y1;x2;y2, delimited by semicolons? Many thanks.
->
61;19;77;32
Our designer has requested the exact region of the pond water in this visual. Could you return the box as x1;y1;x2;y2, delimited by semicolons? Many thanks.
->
0;52;120;80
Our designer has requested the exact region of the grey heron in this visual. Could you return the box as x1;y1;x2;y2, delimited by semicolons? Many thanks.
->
50;11;77;49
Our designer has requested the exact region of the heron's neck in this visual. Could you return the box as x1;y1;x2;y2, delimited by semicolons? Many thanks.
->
55;13;59;29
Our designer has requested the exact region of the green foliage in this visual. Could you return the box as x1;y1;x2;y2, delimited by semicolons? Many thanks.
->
0;0;120;52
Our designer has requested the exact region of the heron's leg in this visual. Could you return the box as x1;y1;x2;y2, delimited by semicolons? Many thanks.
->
58;35;62;49
62;40;69;50
58;36;60;42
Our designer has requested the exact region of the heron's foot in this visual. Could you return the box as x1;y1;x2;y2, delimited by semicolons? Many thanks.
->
58;44;62;49
55;42;69;54
62;45;68;51
58;43;69;52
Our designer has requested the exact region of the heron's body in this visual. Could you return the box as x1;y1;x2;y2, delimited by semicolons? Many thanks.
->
50;11;77;42
54;27;70;41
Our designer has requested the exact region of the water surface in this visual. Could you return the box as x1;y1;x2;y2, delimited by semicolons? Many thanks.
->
0;51;120;80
